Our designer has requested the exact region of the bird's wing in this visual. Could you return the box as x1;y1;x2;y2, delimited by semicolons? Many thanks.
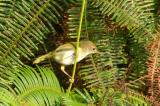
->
55;43;75;53
54;43;76;65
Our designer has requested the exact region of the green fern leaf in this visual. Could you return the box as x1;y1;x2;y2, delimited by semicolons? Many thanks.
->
0;66;62;105
91;0;155;43
0;0;62;65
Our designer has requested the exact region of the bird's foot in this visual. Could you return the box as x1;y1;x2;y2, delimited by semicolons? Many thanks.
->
69;78;74;83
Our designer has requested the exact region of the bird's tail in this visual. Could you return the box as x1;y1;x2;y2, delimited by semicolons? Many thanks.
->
33;52;53;64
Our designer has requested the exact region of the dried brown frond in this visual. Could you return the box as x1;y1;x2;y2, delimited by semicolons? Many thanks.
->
147;32;160;103
148;96;160;106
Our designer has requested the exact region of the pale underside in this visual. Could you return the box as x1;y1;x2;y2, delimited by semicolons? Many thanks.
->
54;43;88;65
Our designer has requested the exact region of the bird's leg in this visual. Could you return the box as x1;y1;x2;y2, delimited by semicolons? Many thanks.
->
60;65;71;78
60;66;74;83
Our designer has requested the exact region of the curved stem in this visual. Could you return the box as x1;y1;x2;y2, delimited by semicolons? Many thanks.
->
67;0;86;94
84;0;88;37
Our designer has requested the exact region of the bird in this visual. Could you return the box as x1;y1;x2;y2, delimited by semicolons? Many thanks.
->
33;40;100;77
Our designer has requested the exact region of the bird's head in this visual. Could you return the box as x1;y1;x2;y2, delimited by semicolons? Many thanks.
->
80;41;101;55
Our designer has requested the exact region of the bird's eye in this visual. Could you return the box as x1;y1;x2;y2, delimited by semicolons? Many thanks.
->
92;48;96;50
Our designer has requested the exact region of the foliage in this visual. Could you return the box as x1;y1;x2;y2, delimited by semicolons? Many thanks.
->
147;33;160;104
0;66;87;106
0;0;159;105
0;66;151;106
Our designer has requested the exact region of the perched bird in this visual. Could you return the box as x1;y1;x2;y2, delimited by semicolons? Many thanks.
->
33;40;100;77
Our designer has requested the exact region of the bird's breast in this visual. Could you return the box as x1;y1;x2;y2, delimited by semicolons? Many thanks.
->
54;48;89;65
54;50;74;65
77;48;89;62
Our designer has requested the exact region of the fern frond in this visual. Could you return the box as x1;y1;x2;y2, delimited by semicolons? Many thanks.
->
0;0;62;65
74;88;96;104
0;87;18;106
126;90;151;106
82;87;151;106
91;0;155;43
0;66;63;105
79;33;128;91
66;2;106;40
61;96;87;106
147;33;160;102
0;65;96;105
102;88;151;105
0;0;15;31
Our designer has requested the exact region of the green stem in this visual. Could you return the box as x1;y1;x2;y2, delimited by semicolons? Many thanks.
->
67;0;86;94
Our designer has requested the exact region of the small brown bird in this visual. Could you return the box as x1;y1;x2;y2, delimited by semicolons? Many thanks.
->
33;40;100;77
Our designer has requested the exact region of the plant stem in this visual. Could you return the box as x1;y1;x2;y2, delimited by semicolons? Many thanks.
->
67;0;86;94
